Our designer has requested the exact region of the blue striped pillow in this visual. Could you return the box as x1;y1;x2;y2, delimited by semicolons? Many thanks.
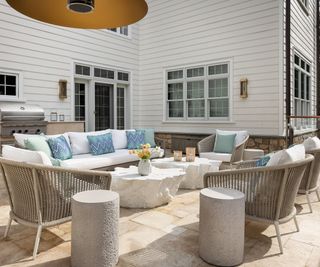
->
87;133;115;155
126;130;145;149
47;135;72;160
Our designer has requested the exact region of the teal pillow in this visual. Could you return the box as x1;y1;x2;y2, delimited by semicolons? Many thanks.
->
25;135;53;157
47;135;72;160
136;128;156;147
87;133;115;155
213;133;236;154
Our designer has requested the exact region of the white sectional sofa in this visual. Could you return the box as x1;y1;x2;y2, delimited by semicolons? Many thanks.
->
2;129;164;171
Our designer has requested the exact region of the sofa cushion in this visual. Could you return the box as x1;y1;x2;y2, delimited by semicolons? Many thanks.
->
266;144;305;167
216;129;248;146
68;129;110;155
47;135;73;160
303;136;320;152
60;148;164;170
87;133;115;155
213;133;236;154
2;145;53;166
24;135;52;157
136;128;156;147
111;129;133;149
13;133;42;148
126;130;145;149
200;152;232;162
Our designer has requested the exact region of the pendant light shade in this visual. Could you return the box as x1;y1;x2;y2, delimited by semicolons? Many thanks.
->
6;0;148;29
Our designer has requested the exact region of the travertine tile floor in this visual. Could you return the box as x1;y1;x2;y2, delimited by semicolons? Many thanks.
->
0;189;319;267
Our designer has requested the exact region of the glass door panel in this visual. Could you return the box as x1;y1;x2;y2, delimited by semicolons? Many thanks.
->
95;83;114;130
117;87;125;129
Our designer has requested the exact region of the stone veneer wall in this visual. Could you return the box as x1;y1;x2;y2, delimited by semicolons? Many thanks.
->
155;130;319;154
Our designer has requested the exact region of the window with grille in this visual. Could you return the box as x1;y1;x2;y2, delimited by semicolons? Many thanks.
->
107;26;129;36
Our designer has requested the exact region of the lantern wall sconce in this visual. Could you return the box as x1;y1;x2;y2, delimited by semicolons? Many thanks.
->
59;80;67;99
240;78;248;99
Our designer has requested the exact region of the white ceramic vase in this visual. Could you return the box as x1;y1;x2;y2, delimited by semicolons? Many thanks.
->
138;159;152;176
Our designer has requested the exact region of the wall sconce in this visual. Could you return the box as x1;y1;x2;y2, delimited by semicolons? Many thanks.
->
59;80;67;99
240;78;248;98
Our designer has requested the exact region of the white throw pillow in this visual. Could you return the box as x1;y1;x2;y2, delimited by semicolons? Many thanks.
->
2;145;52;166
68;129;111;155
303;137;320;152
266;144;305;166
111;129;134;149
13;133;40;148
216;129;248;146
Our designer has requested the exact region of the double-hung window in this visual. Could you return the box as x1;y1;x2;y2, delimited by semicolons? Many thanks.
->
166;62;230;121
294;54;311;128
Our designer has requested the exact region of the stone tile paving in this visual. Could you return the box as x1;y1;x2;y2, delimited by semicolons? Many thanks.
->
0;190;319;267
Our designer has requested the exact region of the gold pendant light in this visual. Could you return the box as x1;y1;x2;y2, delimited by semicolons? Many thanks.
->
6;0;148;29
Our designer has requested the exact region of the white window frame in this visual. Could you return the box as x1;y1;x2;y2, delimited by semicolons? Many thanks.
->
164;60;232;123
0;69;24;102
293;52;312;129
106;26;131;39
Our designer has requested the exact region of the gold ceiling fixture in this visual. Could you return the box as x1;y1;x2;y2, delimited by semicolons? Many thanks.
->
6;0;148;29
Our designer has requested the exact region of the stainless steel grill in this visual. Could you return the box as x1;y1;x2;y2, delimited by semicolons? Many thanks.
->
0;103;47;137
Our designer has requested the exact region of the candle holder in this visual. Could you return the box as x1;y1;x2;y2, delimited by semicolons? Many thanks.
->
186;147;196;162
173;150;182;161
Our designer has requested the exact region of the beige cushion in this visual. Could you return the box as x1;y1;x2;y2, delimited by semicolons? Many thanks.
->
266;144;305;166
2;145;52;166
303;137;320;152
200;152;232;162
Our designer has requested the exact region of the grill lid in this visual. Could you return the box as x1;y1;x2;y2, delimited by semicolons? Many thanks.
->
0;103;45;121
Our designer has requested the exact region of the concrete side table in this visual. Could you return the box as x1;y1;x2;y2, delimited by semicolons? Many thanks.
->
71;190;119;267
199;187;245;266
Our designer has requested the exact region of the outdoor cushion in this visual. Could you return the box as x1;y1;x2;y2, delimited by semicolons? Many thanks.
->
216;129;248;146
303;136;320;152
13;133;42;148
256;155;271;167
266;144;305;167
136;128;156;147
87;133;115;155
68;129;110;155
47;135;73;160
111;129;134;150
43;133;72;148
199;152;232;162
126;130;145;149
2;145;53;166
213;133;236;154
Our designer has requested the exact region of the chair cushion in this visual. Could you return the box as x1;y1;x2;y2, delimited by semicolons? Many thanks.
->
200;152;232;162
216;129;248;146
87;133;115;155
303;136;320;152
266;144;305;166
126;130;145;149
47;135;73;160
213;133;236;154
136;128;156;147
2;145;53;166
68;129;110;155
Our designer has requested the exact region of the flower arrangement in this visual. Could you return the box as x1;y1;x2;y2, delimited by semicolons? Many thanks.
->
129;143;152;160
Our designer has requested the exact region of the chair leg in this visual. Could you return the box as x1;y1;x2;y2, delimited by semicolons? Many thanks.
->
293;216;300;232
306;193;313;213
316;190;320;202
33;225;42;260
274;222;283;254
3;218;12;240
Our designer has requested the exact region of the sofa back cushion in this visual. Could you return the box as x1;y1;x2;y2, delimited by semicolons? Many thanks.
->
2;145;53;166
47;135;73;160
303;136;320;152
216;129;248;146
87;133;115;155
111;129;134;149
126;130;145;149
266;144;305;167
68;129;110;155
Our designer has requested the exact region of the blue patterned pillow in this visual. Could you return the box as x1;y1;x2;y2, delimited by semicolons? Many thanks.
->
47;135;72;160
126;130;145;149
87;133;115;155
256;155;271;167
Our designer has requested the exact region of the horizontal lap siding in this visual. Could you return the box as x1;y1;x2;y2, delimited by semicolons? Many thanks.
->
137;0;281;136
0;1;139;122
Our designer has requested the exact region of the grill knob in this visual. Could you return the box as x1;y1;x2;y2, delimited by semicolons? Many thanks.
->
18;130;22;133
36;129;41;134
11;130;16;135
24;130;28;133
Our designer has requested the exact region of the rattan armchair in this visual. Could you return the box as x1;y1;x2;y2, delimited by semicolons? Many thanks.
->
0;158;112;259
298;148;320;212
197;134;249;163
204;154;314;254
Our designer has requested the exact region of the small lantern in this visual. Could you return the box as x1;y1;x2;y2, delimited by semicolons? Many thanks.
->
173;150;182;161
59;114;65;121
240;78;248;98
50;112;58;121
186;147;196;162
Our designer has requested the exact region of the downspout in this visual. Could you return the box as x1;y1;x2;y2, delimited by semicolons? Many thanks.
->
317;0;320;119
285;0;292;145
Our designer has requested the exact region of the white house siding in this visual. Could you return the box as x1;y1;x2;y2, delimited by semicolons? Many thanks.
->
283;0;317;133
0;0;139;124
137;0;281;136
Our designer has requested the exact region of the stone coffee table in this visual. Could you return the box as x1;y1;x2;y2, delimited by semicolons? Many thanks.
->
152;157;222;189
110;166;185;208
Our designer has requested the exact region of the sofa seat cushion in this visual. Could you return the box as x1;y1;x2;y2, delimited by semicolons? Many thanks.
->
60;148;164;170
200;152;232;162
